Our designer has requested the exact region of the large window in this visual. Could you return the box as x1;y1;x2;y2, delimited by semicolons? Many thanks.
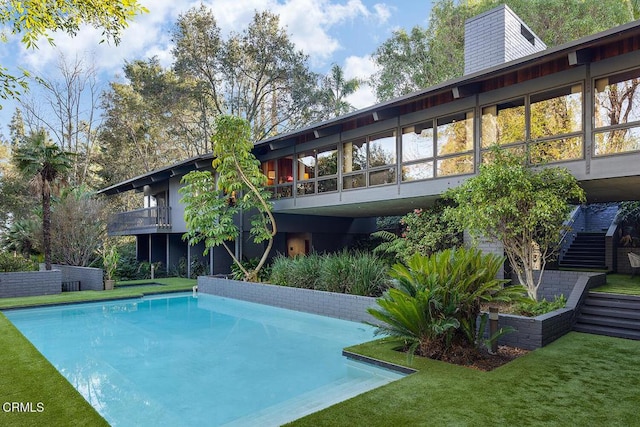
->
261;157;293;198
342;131;397;189
481;84;583;164
296;145;338;196
401;111;474;182
594;69;640;156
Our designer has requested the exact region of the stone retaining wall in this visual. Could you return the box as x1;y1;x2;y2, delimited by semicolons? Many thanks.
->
51;264;104;291
0;270;62;298
197;276;378;323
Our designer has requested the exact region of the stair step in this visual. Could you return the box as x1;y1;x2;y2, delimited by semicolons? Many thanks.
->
580;306;640;320
576;314;640;331
573;323;640;340
558;263;607;269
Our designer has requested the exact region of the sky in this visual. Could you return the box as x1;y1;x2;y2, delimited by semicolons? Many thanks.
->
0;0;435;138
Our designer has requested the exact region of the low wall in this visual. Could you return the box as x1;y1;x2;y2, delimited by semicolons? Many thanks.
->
616;248;639;275
495;272;605;350
197;276;378;323
0;270;62;298
51;264;104;291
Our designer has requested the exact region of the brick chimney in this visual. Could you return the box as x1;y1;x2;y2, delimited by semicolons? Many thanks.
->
464;4;546;75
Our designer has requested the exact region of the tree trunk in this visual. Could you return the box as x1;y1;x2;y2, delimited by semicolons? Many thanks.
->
42;179;52;271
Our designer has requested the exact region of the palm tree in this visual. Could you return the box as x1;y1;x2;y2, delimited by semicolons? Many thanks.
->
320;64;361;118
13;130;73;270
1;218;39;258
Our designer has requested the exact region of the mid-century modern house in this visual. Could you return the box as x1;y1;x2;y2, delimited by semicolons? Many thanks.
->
100;5;640;278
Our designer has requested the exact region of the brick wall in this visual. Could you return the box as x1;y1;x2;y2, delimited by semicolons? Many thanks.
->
0;270;62;298
198;277;378;323
616;249;640;274
51;264;104;291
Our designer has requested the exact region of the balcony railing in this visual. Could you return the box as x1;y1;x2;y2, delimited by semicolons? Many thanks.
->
107;206;171;234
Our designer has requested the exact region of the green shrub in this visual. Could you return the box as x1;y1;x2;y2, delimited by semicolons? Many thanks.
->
230;257;271;282
368;247;525;358
350;251;389;296
514;295;567;317
0;252;38;272
320;250;353;293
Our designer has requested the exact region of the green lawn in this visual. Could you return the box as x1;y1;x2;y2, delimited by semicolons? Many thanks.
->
591;273;640;296
0;277;196;310
289;333;640;426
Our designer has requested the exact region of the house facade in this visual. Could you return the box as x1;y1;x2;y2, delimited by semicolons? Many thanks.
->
100;6;640;277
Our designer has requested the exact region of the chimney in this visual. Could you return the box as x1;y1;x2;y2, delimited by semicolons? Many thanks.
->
464;4;546;75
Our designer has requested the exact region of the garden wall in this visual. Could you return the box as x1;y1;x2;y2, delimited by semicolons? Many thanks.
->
615;248;639;275
0;270;62;298
495;271;606;350
197;276;378;323
50;264;104;291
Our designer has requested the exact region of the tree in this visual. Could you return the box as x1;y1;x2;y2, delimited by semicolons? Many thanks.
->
0;0;147;106
13;130;74;270
371;0;635;101
317;64;361;119
180;115;276;282
445;148;585;301
172;6;318;140
50;185;107;266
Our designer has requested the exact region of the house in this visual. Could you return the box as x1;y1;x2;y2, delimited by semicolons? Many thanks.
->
100;5;640;278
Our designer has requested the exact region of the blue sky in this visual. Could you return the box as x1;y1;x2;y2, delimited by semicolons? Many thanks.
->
0;0;434;137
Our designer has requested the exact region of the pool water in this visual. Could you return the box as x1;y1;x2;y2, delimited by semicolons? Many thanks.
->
5;293;403;426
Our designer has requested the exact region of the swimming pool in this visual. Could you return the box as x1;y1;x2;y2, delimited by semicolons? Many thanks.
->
5;292;403;426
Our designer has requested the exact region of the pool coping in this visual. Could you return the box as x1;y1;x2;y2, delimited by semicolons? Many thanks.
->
342;350;417;375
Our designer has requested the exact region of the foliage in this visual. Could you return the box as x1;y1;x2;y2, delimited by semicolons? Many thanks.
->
368;247;524;358
175;257;209;278
180;115;276;282
372;202;462;264
371;0;635;101
230;257;271;282
172;6;319;140
102;245;119;281
50;186;107;267
315;64;361;120
1;218;40;258
0;0;147;106
0;252;38;272
269;251;390;297
445;147;585;301
13;130;74;270
514;295;567;317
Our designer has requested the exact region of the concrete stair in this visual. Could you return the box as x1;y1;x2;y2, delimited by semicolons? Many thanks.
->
559;232;607;270
574;292;640;340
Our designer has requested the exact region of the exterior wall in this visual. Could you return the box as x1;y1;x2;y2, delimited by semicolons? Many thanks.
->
616;248;640;274
197;276;378;323
0;270;62;298
51;264;103;291
464;230;505;278
168;174;188;233
464;5;546;75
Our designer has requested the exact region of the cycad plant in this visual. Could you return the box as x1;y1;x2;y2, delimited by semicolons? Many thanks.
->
368;247;525;358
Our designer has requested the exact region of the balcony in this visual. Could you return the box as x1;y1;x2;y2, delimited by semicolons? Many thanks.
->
107;206;171;235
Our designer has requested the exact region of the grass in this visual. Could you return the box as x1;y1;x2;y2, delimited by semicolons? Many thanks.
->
591;273;640;296
288;332;640;426
0;277;196;310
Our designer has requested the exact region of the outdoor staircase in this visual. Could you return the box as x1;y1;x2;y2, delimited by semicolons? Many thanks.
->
559;232;607;270
574;292;640;340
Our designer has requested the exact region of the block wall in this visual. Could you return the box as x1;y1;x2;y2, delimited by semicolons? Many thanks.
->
0;270;62;298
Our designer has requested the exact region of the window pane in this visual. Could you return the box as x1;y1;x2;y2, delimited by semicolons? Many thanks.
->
529;137;583;163
481;145;526;164
481;99;525;148
437;154;474;177
261;160;276;186
297;182;315;196
277;185;292;198
317;146;338;176
342;173;365;189
297;151;315;180
369;131;396;167
530;85;582;139
318;178;338;193
343;139;367;173
594;127;640;156
402;161;434;181
369;168;396;186
595;70;640;128
402;124;434;162
277;156;294;184
437;111;474;155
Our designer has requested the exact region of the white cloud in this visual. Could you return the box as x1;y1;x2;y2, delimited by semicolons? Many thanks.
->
343;54;378;109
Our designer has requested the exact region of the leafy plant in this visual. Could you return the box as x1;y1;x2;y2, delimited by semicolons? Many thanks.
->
231;257;271;282
368;247;525;358
514;295;567;317
102;246;120;281
0;252;38;272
